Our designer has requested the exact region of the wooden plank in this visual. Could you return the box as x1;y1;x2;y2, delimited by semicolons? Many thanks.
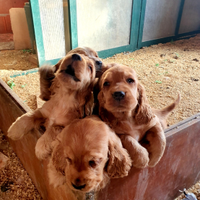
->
0;78;200;200
0;79;30;133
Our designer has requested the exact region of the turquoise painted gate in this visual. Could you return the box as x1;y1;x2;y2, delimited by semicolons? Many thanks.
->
30;0;200;66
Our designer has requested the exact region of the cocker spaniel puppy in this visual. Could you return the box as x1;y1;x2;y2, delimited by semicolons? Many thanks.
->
39;47;105;101
48;116;132;193
8;53;97;160
98;63;167;168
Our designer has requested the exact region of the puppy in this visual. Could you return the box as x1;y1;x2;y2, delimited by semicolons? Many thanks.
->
95;63;181;127
98;63;167;168
8;53;96;160
39;47;105;101
48;116;132;193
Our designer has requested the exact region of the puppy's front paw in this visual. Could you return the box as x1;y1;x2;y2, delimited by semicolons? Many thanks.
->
7;112;37;140
7;120;27;140
119;134;149;169
35;135;52;160
131;147;149;168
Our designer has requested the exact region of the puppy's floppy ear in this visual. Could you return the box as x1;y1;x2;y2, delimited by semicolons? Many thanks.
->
84;81;96;116
135;83;154;124
52;141;66;175
48;139;66;187
38;58;62;101
97;88;106;106
84;90;94;116
98;91;108;120
39;65;57;101
106;129;132;178
76;82;95;117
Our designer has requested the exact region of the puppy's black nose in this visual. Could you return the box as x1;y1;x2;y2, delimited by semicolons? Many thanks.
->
72;54;82;61
112;91;125;101
72;183;86;190
96;60;102;67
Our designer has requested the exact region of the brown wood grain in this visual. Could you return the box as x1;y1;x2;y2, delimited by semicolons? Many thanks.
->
0;78;200;200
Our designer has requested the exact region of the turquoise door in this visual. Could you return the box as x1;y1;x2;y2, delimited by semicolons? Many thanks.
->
69;0;142;58
30;0;142;66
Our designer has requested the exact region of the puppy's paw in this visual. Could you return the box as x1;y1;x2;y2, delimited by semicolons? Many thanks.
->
147;141;166;167
7;119;29;140
7;111;39;140
35;135;52;160
119;134;149;169
131;147;149;168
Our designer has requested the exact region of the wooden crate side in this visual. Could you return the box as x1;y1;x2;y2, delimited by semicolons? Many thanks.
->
1;79;200;200
0;79;30;133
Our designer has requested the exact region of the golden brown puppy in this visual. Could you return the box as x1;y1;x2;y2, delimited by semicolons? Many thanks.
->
95;63;181;126
39;47;105;101
8;53;96;160
48;116;132;193
98;63;166;168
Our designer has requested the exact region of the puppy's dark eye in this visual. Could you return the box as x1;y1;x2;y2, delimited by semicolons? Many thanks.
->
126;78;134;83
89;160;96;168
66;157;72;164
103;81;110;87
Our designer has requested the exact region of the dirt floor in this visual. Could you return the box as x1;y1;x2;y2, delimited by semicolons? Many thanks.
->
0;34;200;199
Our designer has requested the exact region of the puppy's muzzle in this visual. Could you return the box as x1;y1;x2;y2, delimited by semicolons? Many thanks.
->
72;54;82;61
65;65;80;82
64;54;81;82
95;60;103;78
96;60;102;67
112;91;125;101
71;178;86;190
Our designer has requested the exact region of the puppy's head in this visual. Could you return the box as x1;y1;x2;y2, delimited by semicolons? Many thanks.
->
98;63;153;124
39;47;104;100
69;47;105;77
53;53;96;91
48;116;132;193
98;64;139;112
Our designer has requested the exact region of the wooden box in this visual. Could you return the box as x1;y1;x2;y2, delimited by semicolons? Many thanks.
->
0;79;200;200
